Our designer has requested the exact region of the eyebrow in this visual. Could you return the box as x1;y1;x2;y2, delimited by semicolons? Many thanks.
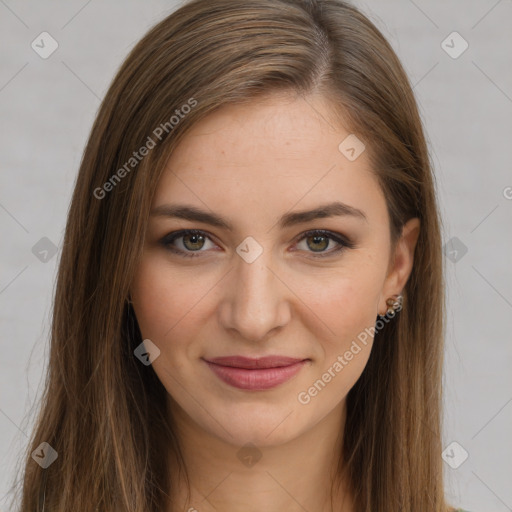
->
150;201;368;230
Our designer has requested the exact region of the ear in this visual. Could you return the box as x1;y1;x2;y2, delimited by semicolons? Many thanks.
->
378;217;420;315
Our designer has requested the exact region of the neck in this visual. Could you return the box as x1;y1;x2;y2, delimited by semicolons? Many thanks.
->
165;398;354;512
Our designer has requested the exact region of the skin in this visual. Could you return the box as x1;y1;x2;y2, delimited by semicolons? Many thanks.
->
130;91;420;512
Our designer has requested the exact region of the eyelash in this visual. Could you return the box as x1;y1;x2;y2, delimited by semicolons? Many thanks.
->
159;229;355;259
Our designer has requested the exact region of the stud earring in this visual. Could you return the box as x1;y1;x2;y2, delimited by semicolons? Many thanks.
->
379;294;403;318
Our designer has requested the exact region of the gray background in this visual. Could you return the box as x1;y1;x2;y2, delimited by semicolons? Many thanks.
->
0;1;511;511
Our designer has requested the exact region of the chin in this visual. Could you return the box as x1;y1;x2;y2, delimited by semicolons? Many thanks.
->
205;400;309;448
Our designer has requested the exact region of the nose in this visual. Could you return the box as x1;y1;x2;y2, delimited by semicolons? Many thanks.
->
217;248;292;343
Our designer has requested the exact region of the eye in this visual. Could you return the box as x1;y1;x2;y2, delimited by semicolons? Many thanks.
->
159;229;355;258
293;229;355;258
160;229;218;258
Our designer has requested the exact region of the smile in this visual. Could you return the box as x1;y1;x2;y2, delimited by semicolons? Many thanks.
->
203;356;309;390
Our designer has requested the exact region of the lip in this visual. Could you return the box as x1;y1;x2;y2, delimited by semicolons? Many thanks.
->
204;356;309;390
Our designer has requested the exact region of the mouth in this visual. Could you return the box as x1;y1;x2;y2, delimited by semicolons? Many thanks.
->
203;355;310;390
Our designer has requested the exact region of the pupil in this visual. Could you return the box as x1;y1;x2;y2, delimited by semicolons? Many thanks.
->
184;233;204;250
309;235;327;252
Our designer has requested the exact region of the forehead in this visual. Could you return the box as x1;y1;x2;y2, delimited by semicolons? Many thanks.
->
153;93;387;229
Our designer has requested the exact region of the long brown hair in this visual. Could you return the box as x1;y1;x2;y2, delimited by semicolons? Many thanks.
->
11;0;455;510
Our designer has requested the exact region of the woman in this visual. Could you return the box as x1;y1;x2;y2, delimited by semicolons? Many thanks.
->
13;0;472;510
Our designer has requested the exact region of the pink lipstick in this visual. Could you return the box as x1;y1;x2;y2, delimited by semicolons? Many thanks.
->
204;355;308;390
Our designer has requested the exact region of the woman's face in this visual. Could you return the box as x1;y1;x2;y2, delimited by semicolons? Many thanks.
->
130;92;418;448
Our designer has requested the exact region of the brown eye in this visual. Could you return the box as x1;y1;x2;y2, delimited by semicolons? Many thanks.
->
182;232;206;251
305;234;330;252
294;229;355;258
160;229;216;258
160;228;355;259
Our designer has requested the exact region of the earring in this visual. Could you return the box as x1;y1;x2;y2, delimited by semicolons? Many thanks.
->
379;294;403;318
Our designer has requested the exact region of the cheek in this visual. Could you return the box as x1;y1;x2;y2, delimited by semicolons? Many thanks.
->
130;255;209;345
293;269;381;411
301;261;383;344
